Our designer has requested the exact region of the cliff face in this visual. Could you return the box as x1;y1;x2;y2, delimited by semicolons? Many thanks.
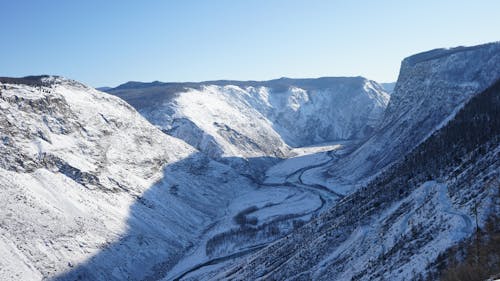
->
331;42;500;183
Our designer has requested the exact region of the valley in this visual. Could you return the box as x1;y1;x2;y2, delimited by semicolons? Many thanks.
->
167;142;349;280
0;42;499;281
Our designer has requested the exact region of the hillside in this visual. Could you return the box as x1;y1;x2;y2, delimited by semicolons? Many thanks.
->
215;73;500;281
106;77;389;163
0;76;257;280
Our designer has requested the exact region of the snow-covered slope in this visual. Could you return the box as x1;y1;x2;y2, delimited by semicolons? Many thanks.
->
331;42;500;183
0;76;256;280
0;76;352;281
107;77;389;161
3;41;498;281
214;70;500;281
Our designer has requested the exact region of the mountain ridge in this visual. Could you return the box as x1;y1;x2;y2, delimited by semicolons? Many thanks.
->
106;76;389;170
110;76;375;91
0;41;499;281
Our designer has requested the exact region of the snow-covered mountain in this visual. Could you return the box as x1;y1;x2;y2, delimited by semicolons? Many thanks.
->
0;76;258;280
329;42;500;184
0;76;370;281
1;41;499;281
211;45;500;281
106;77;389;162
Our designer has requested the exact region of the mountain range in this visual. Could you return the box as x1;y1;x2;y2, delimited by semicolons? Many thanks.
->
0;42;499;281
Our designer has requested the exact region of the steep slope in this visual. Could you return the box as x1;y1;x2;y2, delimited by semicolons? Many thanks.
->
107;77;389;162
331;42;500;183
216;73;500;281
0;76;256;280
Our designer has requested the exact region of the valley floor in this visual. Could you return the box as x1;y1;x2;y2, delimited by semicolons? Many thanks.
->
165;141;353;280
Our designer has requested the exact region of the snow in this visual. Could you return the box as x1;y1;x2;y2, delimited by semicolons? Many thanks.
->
171;85;288;158
0;237;43;281
288;140;345;156
264;151;331;184
209;42;500;281
162;140;349;280
0;78;257;280
0;77;363;281
328;41;500;184
265;142;347;184
1;42;498;281
117;77;389;161
164;181;325;280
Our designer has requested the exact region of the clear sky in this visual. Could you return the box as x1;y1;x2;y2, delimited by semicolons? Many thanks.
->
1;0;499;87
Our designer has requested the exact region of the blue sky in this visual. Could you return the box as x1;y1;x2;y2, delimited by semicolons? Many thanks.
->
1;0;499;87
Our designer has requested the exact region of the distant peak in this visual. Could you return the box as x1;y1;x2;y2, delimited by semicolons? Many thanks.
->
114;80;166;90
